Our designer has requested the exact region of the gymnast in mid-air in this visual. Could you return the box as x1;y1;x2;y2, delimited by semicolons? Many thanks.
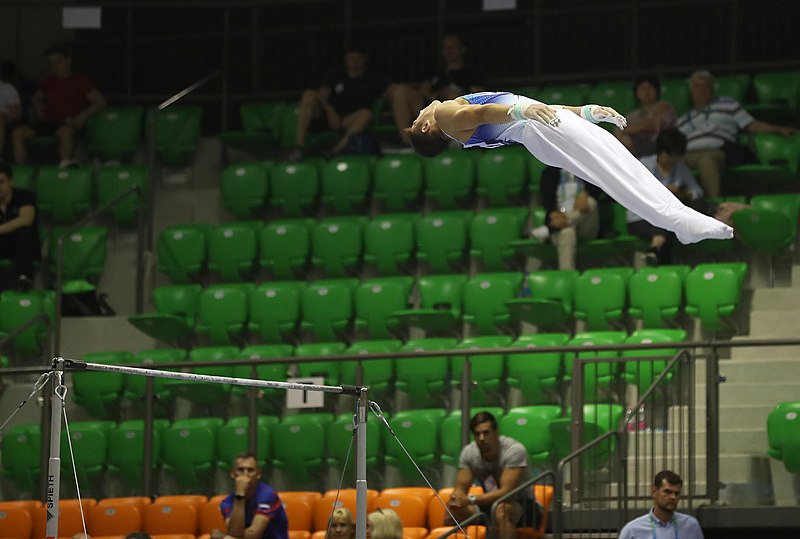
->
405;91;733;245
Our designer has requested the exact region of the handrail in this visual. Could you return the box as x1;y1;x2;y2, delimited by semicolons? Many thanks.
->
53;184;146;356
488;470;556;539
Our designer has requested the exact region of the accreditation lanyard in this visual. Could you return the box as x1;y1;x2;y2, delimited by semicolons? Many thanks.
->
649;511;678;539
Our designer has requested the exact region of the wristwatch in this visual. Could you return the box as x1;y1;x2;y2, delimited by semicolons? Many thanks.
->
234;494;246;500
467;494;477;505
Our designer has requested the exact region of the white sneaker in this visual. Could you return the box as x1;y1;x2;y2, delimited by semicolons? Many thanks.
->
531;225;550;242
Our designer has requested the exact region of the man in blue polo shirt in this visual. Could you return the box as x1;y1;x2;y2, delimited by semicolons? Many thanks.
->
619;470;704;539
214;453;289;539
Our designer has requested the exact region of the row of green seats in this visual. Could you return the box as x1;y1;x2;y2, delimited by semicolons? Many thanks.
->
220;147;548;219
12;163;149;226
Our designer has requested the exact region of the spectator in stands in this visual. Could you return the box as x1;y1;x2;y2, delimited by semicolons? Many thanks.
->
11;42;106;167
445;412;534;539
618;470;704;539
534;166;601;270
213;453;289;539
0;68;22;161
389;33;485;143
289;41;389;160
0;160;39;291
676;69;797;198
628;128;704;266
367;508;403;539
328;508;356;539
616;75;676;157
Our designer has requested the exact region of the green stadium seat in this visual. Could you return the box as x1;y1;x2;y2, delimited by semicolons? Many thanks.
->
342;339;400;400
10;164;35;190
566;331;627;400
152;105;203;167
320;157;372;214
470;208;527;271
310;217;364;277
0;290;54;355
767;401;800;474
395;338;456;408
373;154;423;212
511;206;558;265
549;403;624;470
627;266;689;328
156;224;207;283
161;418;218;491
573;267;633;331
622;329;687;396
207;222;258;282
72;351;132;419
714;74;751;103
384;409;446;479
127;283;201;345
587;81;637;116
300;278;359;341
165;346;238;406
107;420;163;489
423;149;475;209
505;270;578;330
125;348;186;415
247;281;304;344
269;162;319;216
501;405;562;466
59;420;108;492
736;194;800;284
259;218;312;279
0;423;41;494
196;283;252;345
450;335;512;405
416;211;470;274
729;133;800;193
50;225;108;283
507;333;571;404
354;276;414;339
85;105;144;161
216;415;276;471
750;70;800;123
35;165;92;224
462;272;523;335
475;146;527;206
220;161;270;219
272;413;331;486
232;345;292;412
219;101;285;153
327;412;381;473
363;214;416;276
95;164;150;227
659;77;691;115
685;262;748;333
394;274;467;334
294;341;347;386
537;84;586;106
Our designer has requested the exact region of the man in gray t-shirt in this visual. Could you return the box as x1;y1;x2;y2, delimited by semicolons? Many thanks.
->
446;412;533;539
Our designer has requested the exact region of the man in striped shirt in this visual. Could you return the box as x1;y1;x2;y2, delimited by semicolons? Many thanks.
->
677;70;797;197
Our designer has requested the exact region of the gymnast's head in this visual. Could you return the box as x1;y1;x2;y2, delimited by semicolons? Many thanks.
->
404;100;451;157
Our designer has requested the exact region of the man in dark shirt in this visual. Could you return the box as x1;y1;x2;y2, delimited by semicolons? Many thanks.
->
213;453;289;539
0;160;39;290
290;41;388;160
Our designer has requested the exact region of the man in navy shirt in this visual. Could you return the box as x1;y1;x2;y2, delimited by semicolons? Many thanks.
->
618;470;704;539
214;453;289;539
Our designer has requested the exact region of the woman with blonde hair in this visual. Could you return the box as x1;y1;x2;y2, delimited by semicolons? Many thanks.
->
328;507;356;539
367;508;403;539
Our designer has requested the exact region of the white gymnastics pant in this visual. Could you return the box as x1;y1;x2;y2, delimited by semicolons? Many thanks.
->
506;100;733;244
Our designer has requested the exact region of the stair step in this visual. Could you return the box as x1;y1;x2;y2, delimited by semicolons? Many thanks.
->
729;338;800;360
719;358;800;382
750;287;800;311
719;383;799;405
748;310;800;336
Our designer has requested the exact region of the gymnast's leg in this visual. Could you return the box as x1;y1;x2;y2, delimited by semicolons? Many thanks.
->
513;109;733;244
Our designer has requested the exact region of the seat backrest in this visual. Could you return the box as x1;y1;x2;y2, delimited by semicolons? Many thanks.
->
153;283;202;321
498;411;554;464
714;74;751;103
300;279;358;341
85;105;145;160
469;210;526;271
313;490;379;531
53;226;109;281
32;503;90;538
206;223;258;281
95;164;149;226
573;268;632;330
259;219;312;279
88;503;143;536
240;101;285;134
753;70;800;110
35;165;93;224
354;277;413;339
198;499;228;534
220;162;270;219
417;274;468;314
270;162;319;216
196;284;250;345
462;272;523;334
373;493;428;528
363;215;416;275
767;401;800;460
0;507;33;539
373;154;423;211
415;212;469;273
143;502;199;535
659;77;691;115
587;81;637;115
627;266;686;328
320;158;372;214
310;218;364;277
157;224;208;283
475;147;527;205
423;150;475;209
248;281;303;343
685;263;747;331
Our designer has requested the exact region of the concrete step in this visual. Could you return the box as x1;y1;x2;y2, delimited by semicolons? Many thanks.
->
694;404;774;430
748;310;800;337
719;382;800;406
750;287;800;311
718;358;800;383
623;425;767;455
729;340;800;360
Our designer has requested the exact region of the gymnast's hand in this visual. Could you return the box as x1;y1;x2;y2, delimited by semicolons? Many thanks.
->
587;105;628;129
523;103;560;126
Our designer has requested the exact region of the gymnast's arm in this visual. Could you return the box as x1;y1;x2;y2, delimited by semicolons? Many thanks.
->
434;99;562;135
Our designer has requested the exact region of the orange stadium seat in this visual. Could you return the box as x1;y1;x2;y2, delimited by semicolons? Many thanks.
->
379;487;435;506
0;499;41;519
150;535;197;539
426;526;486;539
88;504;142;537
153;495;208;510
143;503;198;536
427;487;484;530
314;489;379;531
404;527;429;539
97;497;152;510
289;532;311;539
0;507;33;539
311;532;326;539
373;492;428;528
283;498;313;532
32;502;91;539
198;501;227;535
